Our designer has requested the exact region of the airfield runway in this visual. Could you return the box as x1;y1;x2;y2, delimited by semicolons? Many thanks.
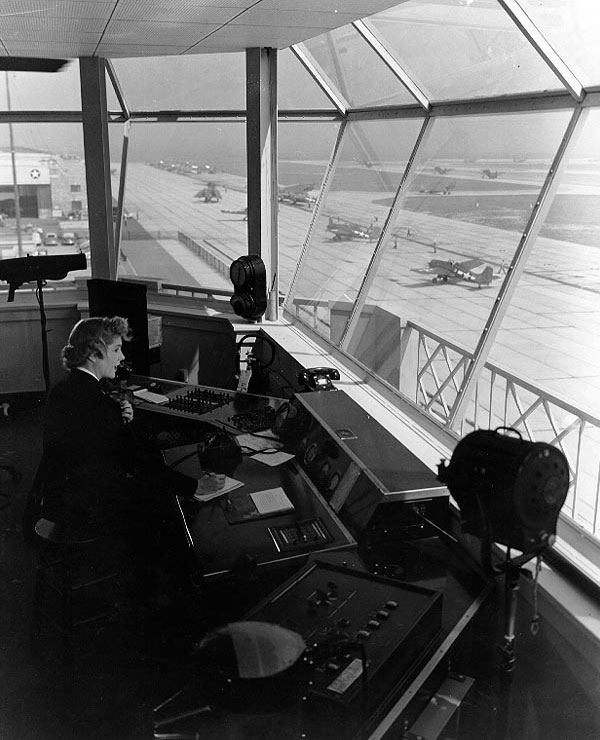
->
115;161;600;418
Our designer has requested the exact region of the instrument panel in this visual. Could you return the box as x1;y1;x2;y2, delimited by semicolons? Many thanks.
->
274;390;449;537
127;375;284;434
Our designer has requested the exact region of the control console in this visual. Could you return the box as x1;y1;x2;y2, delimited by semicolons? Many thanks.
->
128;375;284;434
273;390;449;539
245;559;442;708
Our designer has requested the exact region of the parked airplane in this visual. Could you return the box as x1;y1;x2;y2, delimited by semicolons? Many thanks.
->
278;182;317;207
195;182;222;202
419;178;456;194
429;258;494;287
433;166;451;175
221;207;247;221
482;169;501;179
326;216;382;242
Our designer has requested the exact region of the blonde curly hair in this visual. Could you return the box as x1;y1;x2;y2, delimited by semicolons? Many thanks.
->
61;316;131;369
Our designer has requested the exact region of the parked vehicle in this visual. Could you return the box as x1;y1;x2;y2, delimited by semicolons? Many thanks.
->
43;232;58;246
60;232;76;246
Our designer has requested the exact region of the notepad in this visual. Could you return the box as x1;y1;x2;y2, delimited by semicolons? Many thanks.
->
249;487;294;515
133;388;169;404
194;475;244;502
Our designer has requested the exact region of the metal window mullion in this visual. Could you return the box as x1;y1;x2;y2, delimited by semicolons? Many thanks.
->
105;61;131;265
339;115;432;350
449;104;588;429
105;59;130;120
113;119;131;270
353;19;430;111
290;44;348;116
497;0;583;101
283;119;347;309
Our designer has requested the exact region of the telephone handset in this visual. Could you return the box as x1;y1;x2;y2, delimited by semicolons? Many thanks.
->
297;367;340;391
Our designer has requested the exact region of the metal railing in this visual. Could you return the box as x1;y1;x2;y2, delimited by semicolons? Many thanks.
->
177;231;232;279
402;320;600;539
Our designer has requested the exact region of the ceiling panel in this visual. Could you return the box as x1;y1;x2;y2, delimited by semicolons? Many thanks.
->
0;18;108;34
2;42;98;57
111;2;243;23
97;44;194;58
104;20;220;45
189;25;332;50
0;0;401;59
230;9;364;28
0;1;114;18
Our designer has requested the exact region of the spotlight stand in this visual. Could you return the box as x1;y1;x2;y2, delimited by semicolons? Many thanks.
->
494;549;540;674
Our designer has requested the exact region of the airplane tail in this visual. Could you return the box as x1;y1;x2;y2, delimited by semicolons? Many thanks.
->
475;266;493;286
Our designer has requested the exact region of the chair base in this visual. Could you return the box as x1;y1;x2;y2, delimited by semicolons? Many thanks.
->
31;519;121;650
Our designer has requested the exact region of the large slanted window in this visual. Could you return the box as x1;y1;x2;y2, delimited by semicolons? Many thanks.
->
109;54;246;111
367;0;566;101
288;118;423;338
108;119;245;289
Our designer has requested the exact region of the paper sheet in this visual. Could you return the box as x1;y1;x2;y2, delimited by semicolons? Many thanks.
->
249;487;294;515
133;388;170;404
194;476;244;502
235;433;282;452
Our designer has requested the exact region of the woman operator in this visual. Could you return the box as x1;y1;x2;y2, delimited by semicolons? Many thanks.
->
40;316;224;609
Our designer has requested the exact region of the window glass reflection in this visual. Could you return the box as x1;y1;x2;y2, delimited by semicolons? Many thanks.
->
368;0;565;101
344;111;570;401
0;62;81;111
278;49;336;110
301;26;415;108
110;121;245;288
289;118;423;339
278;121;339;297
496;106;600;407
110;54;246;111
518;0;600;88
0;124;89;286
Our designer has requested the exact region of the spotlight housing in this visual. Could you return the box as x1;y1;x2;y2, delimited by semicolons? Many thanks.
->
437;427;569;553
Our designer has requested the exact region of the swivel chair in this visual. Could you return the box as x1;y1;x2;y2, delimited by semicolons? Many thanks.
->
28;452;120;652
31;517;120;652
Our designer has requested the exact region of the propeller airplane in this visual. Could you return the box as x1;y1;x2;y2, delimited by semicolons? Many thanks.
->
326;216;382;242
195;181;222;202
428;258;494;288
278;182;317;207
221;207;247;221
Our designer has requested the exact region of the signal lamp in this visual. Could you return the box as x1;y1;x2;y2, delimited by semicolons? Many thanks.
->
229;255;267;321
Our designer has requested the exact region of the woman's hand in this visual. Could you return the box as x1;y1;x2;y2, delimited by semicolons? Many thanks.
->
196;472;226;496
119;398;134;424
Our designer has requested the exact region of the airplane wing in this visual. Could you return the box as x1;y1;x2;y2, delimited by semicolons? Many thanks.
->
280;182;313;193
457;259;483;271
433;265;456;277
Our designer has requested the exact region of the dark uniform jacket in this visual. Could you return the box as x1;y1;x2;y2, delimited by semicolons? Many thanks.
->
41;369;197;527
